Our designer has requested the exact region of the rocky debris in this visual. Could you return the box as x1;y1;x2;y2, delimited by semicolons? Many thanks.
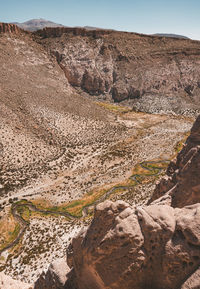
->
151;115;200;207
34;27;200;114
0;272;33;289
64;200;200;289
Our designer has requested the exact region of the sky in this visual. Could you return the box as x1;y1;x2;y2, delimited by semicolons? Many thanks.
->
1;0;200;40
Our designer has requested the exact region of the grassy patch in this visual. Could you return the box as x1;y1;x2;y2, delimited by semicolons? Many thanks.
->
174;132;190;154
96;102;131;113
16;206;31;222
0;221;21;251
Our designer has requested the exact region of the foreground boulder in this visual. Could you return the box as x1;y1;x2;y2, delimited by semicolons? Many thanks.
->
66;200;200;289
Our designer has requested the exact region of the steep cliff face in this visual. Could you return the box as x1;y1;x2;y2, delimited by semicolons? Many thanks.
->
34;27;200;114
0;22;26;34
151;115;200;207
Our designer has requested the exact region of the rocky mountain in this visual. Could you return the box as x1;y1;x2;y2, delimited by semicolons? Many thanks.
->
34;114;200;289
33;26;200;115
12;19;65;31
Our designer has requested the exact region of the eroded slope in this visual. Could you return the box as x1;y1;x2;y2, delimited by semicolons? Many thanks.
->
35;27;200;114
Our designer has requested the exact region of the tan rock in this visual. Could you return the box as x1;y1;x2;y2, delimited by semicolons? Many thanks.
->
66;201;200;289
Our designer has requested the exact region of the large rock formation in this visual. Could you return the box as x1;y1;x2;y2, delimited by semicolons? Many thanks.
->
0;22;26;34
151;115;200;207
66;200;200;289
34;27;200;114
35;200;200;289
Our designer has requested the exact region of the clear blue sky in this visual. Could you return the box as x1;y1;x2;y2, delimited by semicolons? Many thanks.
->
1;0;200;39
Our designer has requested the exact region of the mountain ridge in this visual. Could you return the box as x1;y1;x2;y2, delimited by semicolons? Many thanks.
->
10;18;191;40
11;18;65;31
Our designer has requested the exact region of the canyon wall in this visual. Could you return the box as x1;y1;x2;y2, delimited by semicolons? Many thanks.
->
151;114;200;207
34;27;200;114
0;22;27;34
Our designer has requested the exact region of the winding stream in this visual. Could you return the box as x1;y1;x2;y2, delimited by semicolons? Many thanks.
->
0;160;169;255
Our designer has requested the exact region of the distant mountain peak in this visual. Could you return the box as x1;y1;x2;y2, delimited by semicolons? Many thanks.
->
153;33;190;39
11;18;65;31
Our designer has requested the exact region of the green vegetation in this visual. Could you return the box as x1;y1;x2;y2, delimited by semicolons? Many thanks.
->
0;132;190;252
0;223;20;251
96;102;131;113
16;205;31;222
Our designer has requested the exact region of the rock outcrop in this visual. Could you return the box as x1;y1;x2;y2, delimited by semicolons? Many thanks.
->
65;200;200;289
34;259;71;289
0;22;26;34
151;115;200;207
34;27;200;114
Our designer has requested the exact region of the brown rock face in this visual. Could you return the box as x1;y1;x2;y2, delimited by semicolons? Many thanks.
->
65;200;200;289
151;115;200;207
0;22;25;34
34;27;200;114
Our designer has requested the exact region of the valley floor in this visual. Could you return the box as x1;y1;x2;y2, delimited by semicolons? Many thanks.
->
0;106;194;283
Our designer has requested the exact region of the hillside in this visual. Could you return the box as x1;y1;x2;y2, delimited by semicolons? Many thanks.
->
33;26;200;115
